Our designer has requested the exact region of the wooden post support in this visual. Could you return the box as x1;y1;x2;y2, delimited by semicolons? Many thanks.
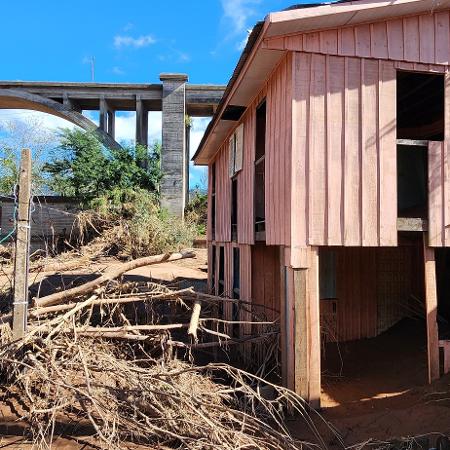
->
423;238;440;383
12;149;32;340
293;247;321;408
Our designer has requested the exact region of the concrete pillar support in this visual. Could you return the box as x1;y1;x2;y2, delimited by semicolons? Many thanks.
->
99;97;108;132
135;96;148;147
160;73;188;217
99;97;115;139
63;93;81;113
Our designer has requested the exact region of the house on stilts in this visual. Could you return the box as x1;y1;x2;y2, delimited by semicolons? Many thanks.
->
193;0;450;408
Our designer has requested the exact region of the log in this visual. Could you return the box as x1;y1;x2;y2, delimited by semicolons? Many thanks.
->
188;300;202;342
34;251;196;308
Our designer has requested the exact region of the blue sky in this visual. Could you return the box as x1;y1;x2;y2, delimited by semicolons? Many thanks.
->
0;0;317;188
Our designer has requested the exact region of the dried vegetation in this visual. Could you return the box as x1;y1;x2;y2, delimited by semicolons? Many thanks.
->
0;248;329;449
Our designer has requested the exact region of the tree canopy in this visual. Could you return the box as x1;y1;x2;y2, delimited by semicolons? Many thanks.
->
43;129;161;202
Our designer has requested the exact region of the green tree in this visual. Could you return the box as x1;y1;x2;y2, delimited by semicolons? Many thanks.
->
0;116;56;194
44;129;161;202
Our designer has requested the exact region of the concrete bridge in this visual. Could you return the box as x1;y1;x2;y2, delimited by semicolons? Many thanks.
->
0;74;225;216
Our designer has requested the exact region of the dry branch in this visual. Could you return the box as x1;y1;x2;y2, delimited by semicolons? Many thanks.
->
34;251;195;308
188;300;202;341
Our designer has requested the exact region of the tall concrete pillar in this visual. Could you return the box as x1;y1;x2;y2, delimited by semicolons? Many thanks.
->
107;110;115;139
99;97;115;139
99;97;108;131
135;96;148;147
160;73;188;217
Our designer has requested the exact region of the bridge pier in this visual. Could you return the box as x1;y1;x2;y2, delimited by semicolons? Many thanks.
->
0;79;225;219
160;73;188;217
135;95;148;147
99;97;115;139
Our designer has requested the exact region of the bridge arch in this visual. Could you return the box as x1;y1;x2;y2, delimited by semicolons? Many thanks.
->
0;89;121;149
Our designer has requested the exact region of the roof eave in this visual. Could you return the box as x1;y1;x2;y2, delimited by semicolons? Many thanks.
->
194;0;450;165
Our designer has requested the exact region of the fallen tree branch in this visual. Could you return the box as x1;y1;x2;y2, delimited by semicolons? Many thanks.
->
31;288;193;317
34;251;196;308
188;299;202;342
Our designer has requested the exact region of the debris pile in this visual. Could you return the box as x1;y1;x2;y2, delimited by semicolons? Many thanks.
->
0;251;326;449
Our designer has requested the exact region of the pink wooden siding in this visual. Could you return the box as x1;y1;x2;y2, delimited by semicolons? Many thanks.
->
211;55;292;247
206;164;213;242
239;244;252;301
290;52;397;263
330;246;423;342
429;141;450;246
237;106;256;245
265;54;293;246
263;11;450;66
213;143;231;243
239;245;252;338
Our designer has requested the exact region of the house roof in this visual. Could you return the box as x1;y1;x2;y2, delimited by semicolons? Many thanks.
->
193;0;450;165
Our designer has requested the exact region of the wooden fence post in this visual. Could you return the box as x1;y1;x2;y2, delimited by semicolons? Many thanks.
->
12;149;32;340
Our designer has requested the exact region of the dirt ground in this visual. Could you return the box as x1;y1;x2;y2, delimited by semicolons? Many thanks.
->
292;320;450;447
1;250;450;448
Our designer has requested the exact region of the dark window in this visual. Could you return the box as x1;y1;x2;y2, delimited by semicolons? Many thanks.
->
231;178;238;241
211;245;216;294
397;71;444;141
233;247;240;299
232;247;240;337
397;143;428;218
396;72;443;218
319;249;336;300
218;246;225;296
211;163;216;240
254;100;266;232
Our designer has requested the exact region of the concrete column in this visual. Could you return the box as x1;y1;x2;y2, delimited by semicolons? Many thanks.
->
107;110;115;139
185;122;191;206
99;97;108;132
135;96;148;147
160;73;188;217
99;97;115;139
63;93;81;112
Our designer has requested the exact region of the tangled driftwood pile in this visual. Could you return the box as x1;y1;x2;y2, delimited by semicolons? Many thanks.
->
0;251;327;449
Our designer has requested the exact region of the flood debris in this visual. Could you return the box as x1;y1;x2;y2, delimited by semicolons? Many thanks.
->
0;250;328;450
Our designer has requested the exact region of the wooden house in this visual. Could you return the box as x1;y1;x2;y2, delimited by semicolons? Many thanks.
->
193;0;450;407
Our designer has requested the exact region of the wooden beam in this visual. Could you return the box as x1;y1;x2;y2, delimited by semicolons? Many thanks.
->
293;247;321;408
279;247;288;389
396;139;429;147
397;217;428;232
423;239;440;383
12;149;32;340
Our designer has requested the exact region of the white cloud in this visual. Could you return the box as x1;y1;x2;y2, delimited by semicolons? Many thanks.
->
188;117;210;189
0;109;77;132
190;117;210;158
237;32;252;51
221;0;261;36
112;66;125;75
114;34;156;49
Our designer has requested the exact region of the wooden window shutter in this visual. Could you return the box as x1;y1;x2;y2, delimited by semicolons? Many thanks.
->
234;124;244;173
228;137;235;177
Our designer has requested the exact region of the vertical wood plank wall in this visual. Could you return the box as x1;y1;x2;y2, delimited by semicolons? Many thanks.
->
290;51;397;263
263;10;450;68
265;53;293;246
206;164;213;242
213;142;231;243
237;106;256;245
208;55;293;249
330;246;422;343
